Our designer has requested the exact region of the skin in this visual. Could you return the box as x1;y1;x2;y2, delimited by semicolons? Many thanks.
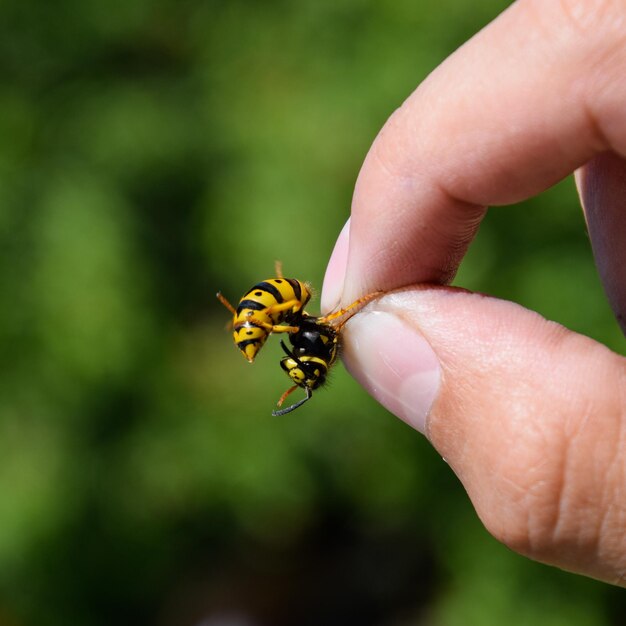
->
321;0;626;586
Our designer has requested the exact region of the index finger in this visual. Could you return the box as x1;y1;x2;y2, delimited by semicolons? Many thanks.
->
327;0;626;308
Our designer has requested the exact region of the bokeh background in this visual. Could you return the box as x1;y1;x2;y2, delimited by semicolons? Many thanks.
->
0;0;624;624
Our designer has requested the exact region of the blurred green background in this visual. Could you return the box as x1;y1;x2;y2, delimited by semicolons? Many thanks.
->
0;0;624;624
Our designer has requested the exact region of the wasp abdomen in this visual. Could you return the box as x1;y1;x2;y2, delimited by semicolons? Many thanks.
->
219;276;311;363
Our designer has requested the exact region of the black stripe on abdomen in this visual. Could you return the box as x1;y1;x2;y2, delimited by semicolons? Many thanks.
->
236;338;262;349
286;278;302;302
236;299;267;314
252;281;283;303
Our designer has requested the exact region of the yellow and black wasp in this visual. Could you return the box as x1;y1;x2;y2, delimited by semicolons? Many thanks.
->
217;263;380;415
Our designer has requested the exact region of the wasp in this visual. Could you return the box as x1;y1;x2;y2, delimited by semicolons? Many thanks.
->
218;263;380;415
216;262;311;362
272;292;381;416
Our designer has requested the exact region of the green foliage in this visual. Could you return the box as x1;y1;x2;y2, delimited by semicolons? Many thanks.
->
0;1;623;625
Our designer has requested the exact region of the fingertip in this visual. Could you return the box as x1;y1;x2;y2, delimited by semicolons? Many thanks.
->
342;307;441;436
321;218;350;314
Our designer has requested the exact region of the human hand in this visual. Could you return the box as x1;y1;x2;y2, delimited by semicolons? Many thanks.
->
322;0;626;586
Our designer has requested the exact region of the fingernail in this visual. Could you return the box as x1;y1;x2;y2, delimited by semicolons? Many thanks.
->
342;310;441;435
321;218;350;314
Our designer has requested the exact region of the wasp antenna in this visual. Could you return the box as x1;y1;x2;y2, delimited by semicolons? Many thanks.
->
272;387;313;416
279;340;300;361
274;260;284;278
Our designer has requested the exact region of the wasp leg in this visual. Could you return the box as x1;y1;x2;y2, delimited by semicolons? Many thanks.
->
270;324;300;333
276;384;298;407
274;260;284;278
236;317;300;334
263;298;306;317
318;291;382;329
216;292;237;315
272;386;313;416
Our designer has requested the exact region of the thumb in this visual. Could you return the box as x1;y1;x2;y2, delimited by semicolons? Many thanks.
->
343;287;626;586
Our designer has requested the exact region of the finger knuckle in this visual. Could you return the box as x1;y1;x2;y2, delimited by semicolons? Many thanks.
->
480;357;626;578
476;438;571;559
